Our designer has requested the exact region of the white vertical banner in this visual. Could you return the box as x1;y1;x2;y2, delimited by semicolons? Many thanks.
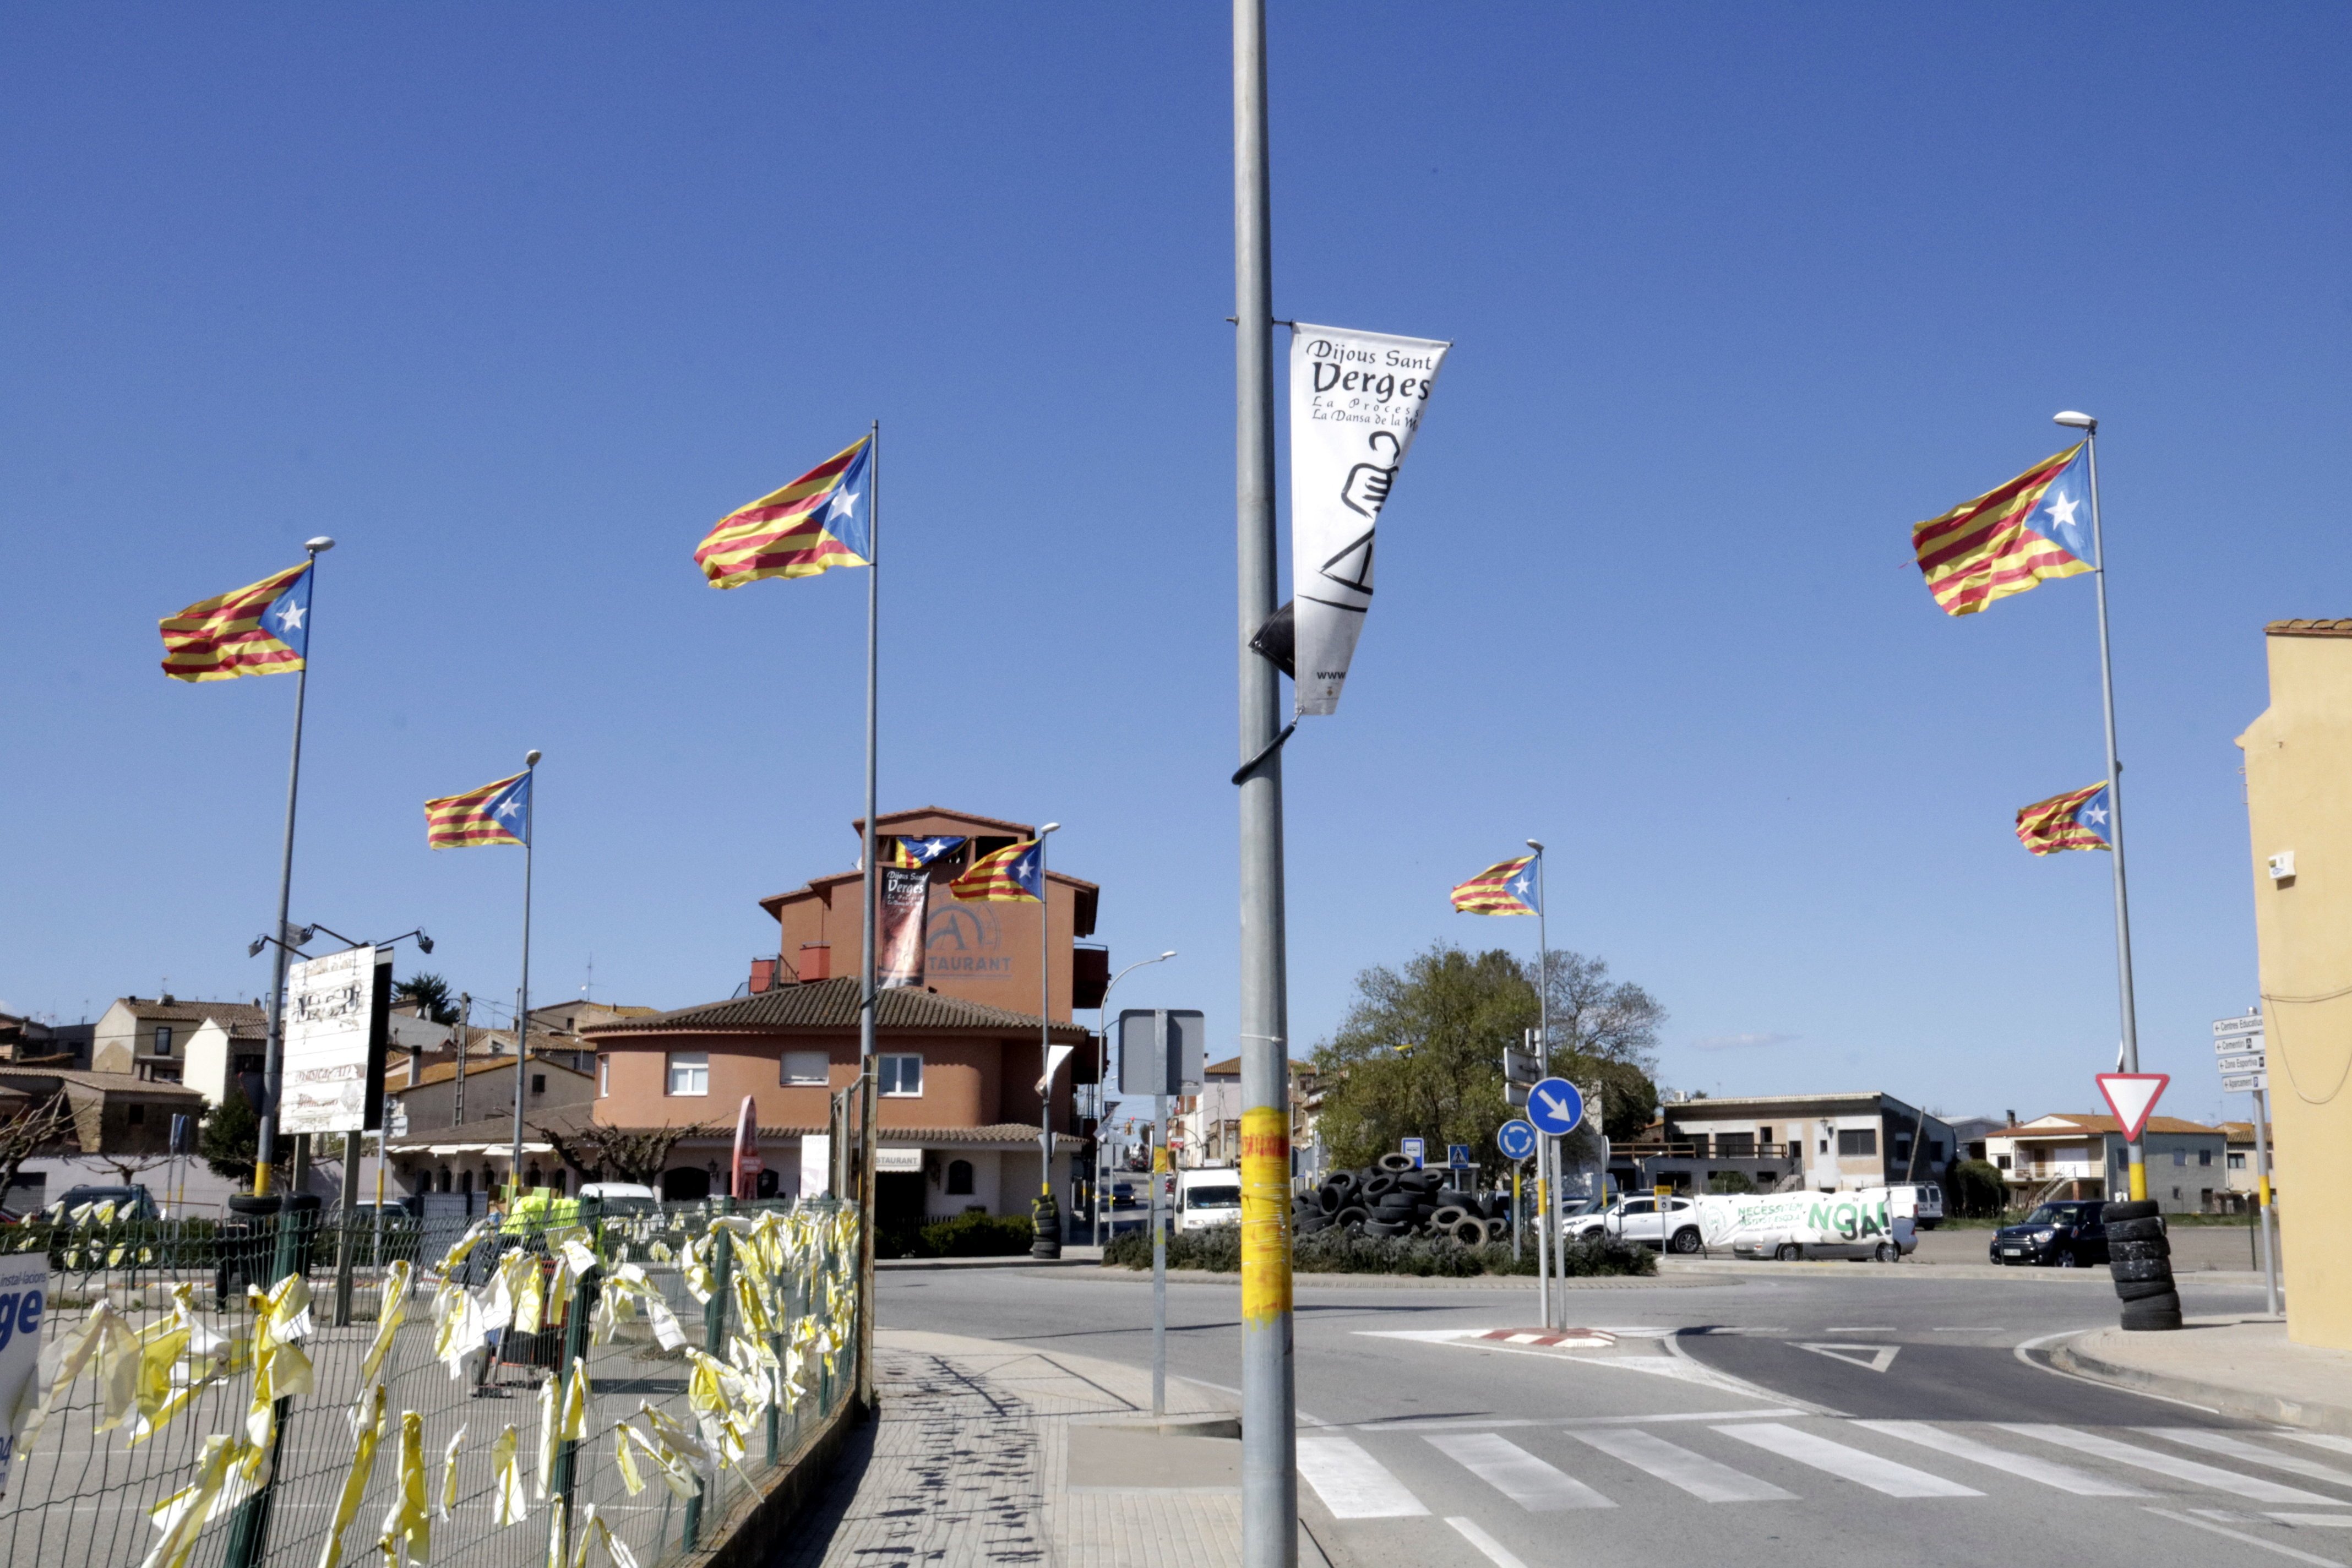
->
1288;322;1451;716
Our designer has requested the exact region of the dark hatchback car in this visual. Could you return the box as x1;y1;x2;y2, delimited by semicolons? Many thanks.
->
1990;1200;2110;1266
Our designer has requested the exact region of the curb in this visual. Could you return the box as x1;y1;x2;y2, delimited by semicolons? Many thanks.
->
2046;1335;2352;1436
1068;1266;1735;1291
876;1253;1104;1271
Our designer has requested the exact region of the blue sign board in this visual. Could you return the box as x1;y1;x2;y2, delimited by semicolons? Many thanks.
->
1400;1136;1426;1169
1496;1119;1538;1161
1446;1144;1473;1169
1526;1077;1585;1137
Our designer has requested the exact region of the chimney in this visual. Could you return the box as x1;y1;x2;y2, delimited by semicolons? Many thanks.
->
749;958;778;995
799;944;831;983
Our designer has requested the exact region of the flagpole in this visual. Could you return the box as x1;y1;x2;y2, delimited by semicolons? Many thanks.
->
510;750;540;1202
856;420;880;1412
1037;825;1063;1253
254;536;334;1197
2068;412;2144;1202
1234;1;1296;1561
1527;839;1553;1326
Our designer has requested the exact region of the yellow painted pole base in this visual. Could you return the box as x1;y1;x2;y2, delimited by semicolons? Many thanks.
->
2127;1162;2148;1202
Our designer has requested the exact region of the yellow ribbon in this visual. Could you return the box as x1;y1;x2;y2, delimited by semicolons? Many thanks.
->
141;1434;264;1568
536;1373;560;1501
438;1423;467;1521
377;1411;428;1567
569;1503;643;1568
491;1424;529;1526
317;1385;385;1568
545;1498;567;1568
562;1361;591;1440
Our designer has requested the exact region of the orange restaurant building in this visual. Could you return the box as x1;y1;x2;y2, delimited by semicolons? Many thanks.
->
581;808;1105;1234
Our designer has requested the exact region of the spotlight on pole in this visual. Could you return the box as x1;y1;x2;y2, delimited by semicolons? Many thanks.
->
2054;410;2097;431
525;749;542;766
1041;821;1061;835
305;536;336;553
416;931;434;955
248;935;267;959
1526;838;1544;852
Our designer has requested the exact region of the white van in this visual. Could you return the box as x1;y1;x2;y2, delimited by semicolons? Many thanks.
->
1698;1186;1918;1262
1886;1181;1944;1229
1174;1167;1243;1233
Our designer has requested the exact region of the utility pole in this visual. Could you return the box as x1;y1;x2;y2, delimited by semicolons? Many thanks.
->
452;993;470;1128
1233;2;1295;1561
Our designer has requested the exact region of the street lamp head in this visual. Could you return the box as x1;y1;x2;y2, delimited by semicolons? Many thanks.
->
415;931;434;955
248;935;266;959
2053;411;2097;431
525;749;542;767
1526;838;1545;852
1039;821;1061;836
1158;950;1178;961
305;536;336;553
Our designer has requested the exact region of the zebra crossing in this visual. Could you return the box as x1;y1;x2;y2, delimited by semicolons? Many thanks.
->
1298;1415;2352;1559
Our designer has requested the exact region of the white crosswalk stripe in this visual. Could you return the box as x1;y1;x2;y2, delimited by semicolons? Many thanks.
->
1715;1422;1982;1498
1852;1420;2150;1496
2001;1425;2351;1506
1427;1432;1615;1511
1566;1427;1795;1502
2141;1428;2352;1490
1296;1433;1429;1518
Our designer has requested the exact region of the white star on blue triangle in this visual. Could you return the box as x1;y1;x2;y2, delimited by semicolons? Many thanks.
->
1507;865;1540;914
2034;446;2094;563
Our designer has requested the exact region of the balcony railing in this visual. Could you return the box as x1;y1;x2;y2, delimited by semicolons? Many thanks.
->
1630;1141;1801;1161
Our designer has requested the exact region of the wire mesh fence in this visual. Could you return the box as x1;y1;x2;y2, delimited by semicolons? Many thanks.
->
0;1195;861;1568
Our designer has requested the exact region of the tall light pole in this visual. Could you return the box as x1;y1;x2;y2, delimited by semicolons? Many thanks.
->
1096;951;1178;1242
1037;823;1062;1223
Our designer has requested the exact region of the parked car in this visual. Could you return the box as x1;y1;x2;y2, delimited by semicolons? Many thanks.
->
576;1182;662;1215
1565;1195;1704;1253
1990;1200;2110;1267
1885;1181;1945;1229
51;1184;161;1222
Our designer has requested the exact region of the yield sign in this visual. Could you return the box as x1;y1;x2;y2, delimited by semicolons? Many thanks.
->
2097;1072;2171;1142
1795;1343;1901;1373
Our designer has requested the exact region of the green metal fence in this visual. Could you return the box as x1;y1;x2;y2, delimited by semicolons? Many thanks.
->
0;1196;860;1568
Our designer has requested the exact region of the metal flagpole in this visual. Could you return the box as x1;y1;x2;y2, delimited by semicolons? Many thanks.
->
2069;412;2146;1203
856;420;881;1411
1234;2;1295;1561
509;750;540;1201
1037;824;1063;1235
254;536;334;1197
1528;840;1555;1326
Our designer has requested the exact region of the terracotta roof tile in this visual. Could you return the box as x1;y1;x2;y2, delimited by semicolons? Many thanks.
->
2266;619;2352;638
578;978;1087;1041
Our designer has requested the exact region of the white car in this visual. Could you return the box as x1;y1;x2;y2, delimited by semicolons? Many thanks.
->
1565;1195;1705;1254
1175;1168;1242;1233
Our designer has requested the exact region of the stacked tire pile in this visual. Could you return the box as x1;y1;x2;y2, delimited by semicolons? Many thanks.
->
1294;1152;1510;1244
2101;1199;2181;1331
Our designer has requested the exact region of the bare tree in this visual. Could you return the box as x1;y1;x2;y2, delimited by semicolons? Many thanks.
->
538;1121;711;1187
0;1090;77;1205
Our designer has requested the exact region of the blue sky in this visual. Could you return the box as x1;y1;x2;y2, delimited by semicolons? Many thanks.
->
4;5;2346;1130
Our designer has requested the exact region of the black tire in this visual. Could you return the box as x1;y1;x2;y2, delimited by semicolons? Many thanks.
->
2106;1215;2165;1243
1295;1214;1329;1235
1324;1170;1358;1195
2110;1256;2174;1284
1876;1242;1900;1263
1483;1218;1507;1242
1447;1219;1485;1245
2121;1298;2182;1331
1436;1188;1476;1210
2115;1276;2178;1302
2101;1200;2160;1223
1398;1171;1442;1194
2109;1235;2170;1262
1376;1153;1415;1174
2057;1250;2081;1268
1669;1227;1702;1255
1430;1206;1468;1230
1775;1243;1802;1262
1334;1206;1369;1229
1363;1173;1398;1199
1317;1186;1343;1215
1361;1217;1409;1239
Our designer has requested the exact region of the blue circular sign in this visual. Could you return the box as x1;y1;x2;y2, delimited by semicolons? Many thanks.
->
1526;1077;1585;1136
1496;1119;1538;1161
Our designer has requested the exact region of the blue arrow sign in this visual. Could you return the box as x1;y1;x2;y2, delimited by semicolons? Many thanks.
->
1496;1120;1537;1161
1527;1077;1584;1136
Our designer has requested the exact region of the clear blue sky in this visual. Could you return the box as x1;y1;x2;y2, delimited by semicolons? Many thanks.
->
5;6;2346;1130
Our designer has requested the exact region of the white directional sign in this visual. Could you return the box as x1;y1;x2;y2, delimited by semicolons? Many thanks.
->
2222;1071;2269;1093
2216;1051;2268;1074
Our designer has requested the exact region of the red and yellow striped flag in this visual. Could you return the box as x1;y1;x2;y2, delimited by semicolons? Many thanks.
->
2015;783;2111;856
695;437;872;589
949;841;1043;902
1450;856;1540;915
158;562;312;682
1912;444;2092;616
426;771;531;849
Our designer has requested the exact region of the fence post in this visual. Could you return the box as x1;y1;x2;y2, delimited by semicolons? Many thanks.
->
222;1191;322;1568
682;1199;734;1551
551;1267;600;1560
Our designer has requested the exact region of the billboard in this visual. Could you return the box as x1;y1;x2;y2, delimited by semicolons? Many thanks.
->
280;945;391;1135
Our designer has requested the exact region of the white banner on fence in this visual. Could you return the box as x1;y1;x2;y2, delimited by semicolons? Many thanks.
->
0;1254;45;1498
1289;322;1451;716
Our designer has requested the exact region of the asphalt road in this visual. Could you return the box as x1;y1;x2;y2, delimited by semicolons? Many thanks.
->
877;1262;2345;1568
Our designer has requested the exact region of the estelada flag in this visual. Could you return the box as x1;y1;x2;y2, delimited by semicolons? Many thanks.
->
695;437;872;589
159;561;313;682
950;841;1043;903
1451;856;1540;915
886;835;965;868
1912;444;2093;616
2015;782;2111;856
426;771;531;849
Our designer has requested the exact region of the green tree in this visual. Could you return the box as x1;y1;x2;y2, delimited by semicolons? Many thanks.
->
1310;943;1663;1179
394;972;459;1025
198;1096;284;1183
1947;1158;2007;1218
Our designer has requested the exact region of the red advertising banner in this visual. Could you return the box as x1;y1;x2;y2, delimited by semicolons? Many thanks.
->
876;865;929;988
731;1095;763;1199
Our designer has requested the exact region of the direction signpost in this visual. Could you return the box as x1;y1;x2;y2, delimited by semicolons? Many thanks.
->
1527;1078;1585;1330
2214;1010;2279;1314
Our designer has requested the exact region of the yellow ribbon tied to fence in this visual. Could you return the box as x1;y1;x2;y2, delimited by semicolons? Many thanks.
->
246;1275;318;1453
21;1300;139;1451
569;1504;643;1568
544;1498;567;1568
140;1433;265;1568
438;1423;468;1520
492;1423;530;1526
349;1262;413;1436
317;1384;386;1568
535;1372;562;1501
438;1218;495;1276
378;1410;429;1568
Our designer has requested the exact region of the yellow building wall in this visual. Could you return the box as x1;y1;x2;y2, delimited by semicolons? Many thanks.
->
2238;622;2352;1349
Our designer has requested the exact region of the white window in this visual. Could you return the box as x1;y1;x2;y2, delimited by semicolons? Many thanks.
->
598;1056;609;1096
878;1054;922;1097
666;1052;709;1096
781;1050;829;1087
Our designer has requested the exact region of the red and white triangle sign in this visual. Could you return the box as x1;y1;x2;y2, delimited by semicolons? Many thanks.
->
2097;1072;2170;1142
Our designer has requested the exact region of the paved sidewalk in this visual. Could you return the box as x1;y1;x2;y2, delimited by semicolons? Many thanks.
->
2050;1314;2352;1433
770;1329;1327;1568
